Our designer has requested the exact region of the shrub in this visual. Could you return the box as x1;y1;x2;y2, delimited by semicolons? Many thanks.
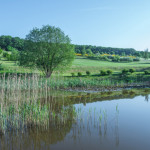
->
100;70;107;76
129;68;135;73
0;63;3;71
71;73;75;77
78;72;82;77
126;72;131;76
107;70;113;75
124;73;137;83
6;54;11;61
0;48;3;54
3;52;11;60
87;56;96;60
122;69;129;74
3;51;8;57
10;49;19;61
99;56;110;61
112;56;120;62
144;70;149;75
86;71;91;76
133;58;140;61
7;46;18;52
120;57;133;62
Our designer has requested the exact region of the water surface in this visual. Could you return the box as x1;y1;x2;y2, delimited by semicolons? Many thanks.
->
0;89;150;150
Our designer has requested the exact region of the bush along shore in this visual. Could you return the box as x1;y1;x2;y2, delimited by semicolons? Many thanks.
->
0;70;150;92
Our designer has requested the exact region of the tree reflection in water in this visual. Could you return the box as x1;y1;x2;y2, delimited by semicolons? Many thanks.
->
0;87;150;149
145;95;149;102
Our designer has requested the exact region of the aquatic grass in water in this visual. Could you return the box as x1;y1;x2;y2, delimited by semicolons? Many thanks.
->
0;73;149;136
0;101;49;132
0;73;150;91
0;97;118;136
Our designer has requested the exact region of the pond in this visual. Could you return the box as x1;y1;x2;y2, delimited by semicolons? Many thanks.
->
0;88;150;150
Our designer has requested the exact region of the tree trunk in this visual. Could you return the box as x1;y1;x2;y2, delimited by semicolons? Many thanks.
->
46;71;52;78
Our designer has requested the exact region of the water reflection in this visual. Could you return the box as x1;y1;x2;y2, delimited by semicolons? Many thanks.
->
0;88;150;150
145;95;149;102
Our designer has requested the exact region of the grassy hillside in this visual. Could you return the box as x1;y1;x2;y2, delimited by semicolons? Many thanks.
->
0;56;150;90
0;60;38;74
66;56;150;75
0;56;150;75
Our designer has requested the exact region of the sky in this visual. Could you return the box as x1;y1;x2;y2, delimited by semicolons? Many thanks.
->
0;0;150;51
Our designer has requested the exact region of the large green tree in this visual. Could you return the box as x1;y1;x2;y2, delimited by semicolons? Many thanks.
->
19;25;74;78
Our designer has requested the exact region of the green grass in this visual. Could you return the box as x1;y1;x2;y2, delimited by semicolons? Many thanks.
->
0;60;39;74
73;57;150;68
1;56;150;75
64;57;150;76
0;57;150;90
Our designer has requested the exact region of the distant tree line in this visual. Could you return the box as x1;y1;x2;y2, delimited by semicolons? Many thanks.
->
0;35;24;61
0;35;150;60
0;35;24;51
74;45;150;58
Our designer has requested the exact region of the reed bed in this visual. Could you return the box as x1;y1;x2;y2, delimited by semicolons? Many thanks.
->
0;72;149;137
0;95;119;138
0;73;150;92
0;89;76;135
0;67;149;149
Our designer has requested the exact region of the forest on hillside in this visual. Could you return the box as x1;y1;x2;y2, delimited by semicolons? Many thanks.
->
0;35;150;59
74;45;150;58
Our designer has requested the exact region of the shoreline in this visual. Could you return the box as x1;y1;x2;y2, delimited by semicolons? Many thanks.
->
60;83;150;93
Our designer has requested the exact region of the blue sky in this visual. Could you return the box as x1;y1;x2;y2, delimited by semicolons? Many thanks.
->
0;0;150;51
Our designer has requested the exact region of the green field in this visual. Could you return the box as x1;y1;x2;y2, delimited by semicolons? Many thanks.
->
67;56;150;75
0;56;150;91
0;56;150;76
0;60;38;74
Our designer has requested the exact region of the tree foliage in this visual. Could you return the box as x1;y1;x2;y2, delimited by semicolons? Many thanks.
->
19;25;75;78
0;47;3;54
143;49;149;60
75;45;136;56
86;49;93;55
74;45;150;57
10;49;19;61
0;35;24;51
